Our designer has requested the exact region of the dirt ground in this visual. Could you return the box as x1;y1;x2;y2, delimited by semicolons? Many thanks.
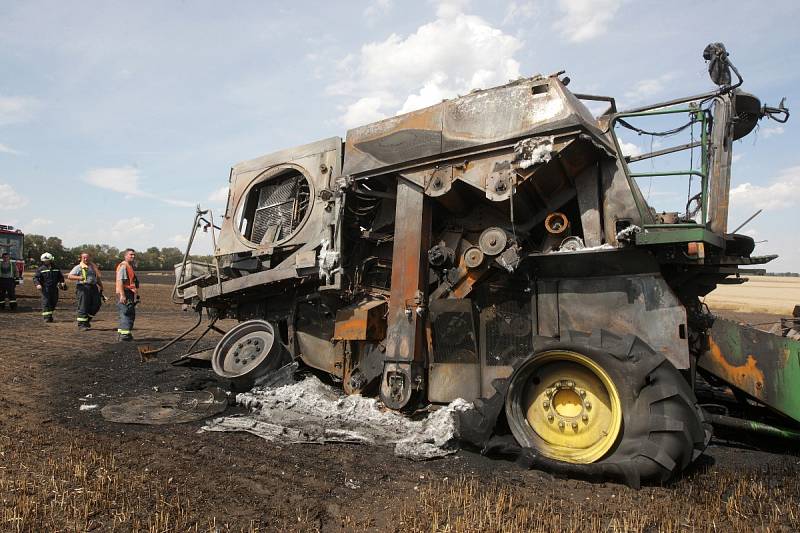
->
1;274;799;532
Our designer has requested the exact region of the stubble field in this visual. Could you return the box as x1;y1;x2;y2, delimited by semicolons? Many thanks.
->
0;273;799;532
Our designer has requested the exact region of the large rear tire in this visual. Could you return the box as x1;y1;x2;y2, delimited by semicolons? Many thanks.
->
505;330;710;485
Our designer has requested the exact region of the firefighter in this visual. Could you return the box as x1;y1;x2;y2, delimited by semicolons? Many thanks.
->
67;252;104;330
115;248;139;341
0;251;17;310
33;252;66;322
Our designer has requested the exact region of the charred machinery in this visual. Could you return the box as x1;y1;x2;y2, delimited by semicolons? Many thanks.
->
171;44;797;485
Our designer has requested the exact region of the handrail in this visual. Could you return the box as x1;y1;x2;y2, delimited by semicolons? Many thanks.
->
608;105;710;227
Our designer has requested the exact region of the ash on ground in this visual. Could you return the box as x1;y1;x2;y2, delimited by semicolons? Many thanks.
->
202;374;473;460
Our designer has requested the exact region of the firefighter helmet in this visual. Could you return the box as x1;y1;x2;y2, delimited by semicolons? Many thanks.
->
40;252;54;262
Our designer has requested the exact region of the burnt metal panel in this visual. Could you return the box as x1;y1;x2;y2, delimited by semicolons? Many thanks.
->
707;95;734;234
574;163;603;247
430;299;479;364
295;301;344;376
200;266;299;300
428;298;481;403
479;298;532;400
215;136;342;258
536;280;559;337
557;274;689;369
699;318;800;423
600;157;649;245
343;77;611;178
342;106;443;177
333;299;387;341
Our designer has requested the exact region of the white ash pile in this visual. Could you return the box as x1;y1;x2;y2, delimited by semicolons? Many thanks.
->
202;372;473;460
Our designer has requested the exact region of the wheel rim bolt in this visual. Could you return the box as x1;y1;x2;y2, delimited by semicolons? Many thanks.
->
584;401;592;410
547;414;554;422
582;414;589;422
578;389;586;397
571;422;578;430
566;380;574;388
558;420;565;429
542;400;550;409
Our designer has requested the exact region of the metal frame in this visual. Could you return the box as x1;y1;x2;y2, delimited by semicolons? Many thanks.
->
609;106;710;229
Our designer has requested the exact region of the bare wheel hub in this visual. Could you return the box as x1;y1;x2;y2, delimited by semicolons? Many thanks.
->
506;350;622;464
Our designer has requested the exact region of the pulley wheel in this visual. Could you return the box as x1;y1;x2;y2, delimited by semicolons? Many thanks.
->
478;227;508;256
463;247;485;268
212;320;288;388
544;212;570;235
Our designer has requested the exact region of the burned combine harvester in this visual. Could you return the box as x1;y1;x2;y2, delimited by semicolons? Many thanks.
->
173;45;797;485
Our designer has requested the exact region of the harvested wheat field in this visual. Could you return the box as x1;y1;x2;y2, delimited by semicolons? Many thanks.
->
704;276;800;316
1;274;799;532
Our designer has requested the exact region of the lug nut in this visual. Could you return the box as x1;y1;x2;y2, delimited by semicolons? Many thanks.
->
578;389;586;397
542;400;550;409
571;422;578;430
547;414;554;422
582;414;589;422
584;401;592;410
558;420;565;429
566;380;574;388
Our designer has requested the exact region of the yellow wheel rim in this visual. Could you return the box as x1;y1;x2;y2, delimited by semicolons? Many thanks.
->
516;350;622;463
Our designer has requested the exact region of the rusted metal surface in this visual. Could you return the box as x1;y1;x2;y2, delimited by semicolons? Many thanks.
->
381;178;431;409
333;299;387;341
707;95;734;234
699;318;800;423
343;77;607;178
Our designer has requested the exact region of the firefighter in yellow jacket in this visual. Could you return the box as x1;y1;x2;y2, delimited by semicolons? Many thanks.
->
67;252;104;330
115;248;139;341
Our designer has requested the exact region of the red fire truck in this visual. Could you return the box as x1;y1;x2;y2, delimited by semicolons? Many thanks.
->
0;224;25;284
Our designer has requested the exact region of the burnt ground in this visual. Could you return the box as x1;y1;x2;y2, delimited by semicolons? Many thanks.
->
1;274;799;532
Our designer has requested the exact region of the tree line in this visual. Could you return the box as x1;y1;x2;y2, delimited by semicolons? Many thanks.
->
23;234;213;271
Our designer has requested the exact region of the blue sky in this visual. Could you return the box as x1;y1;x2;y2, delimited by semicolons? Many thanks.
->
1;0;798;270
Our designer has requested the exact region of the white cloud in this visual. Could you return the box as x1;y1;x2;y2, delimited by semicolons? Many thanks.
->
503;1;537;25
732;153;743;163
83;166;194;207
730;165;800;211
554;0;622;43
0;94;41;125
0;183;28;210
0;143;21;156
624;73;675;104
208;186;229;205
618;141;642;157
171;234;188;245
435;0;470;18
84;166;142;194
334;1;522;127
111;217;154;238
342;97;389;129
759;125;784;139
364;0;392;24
